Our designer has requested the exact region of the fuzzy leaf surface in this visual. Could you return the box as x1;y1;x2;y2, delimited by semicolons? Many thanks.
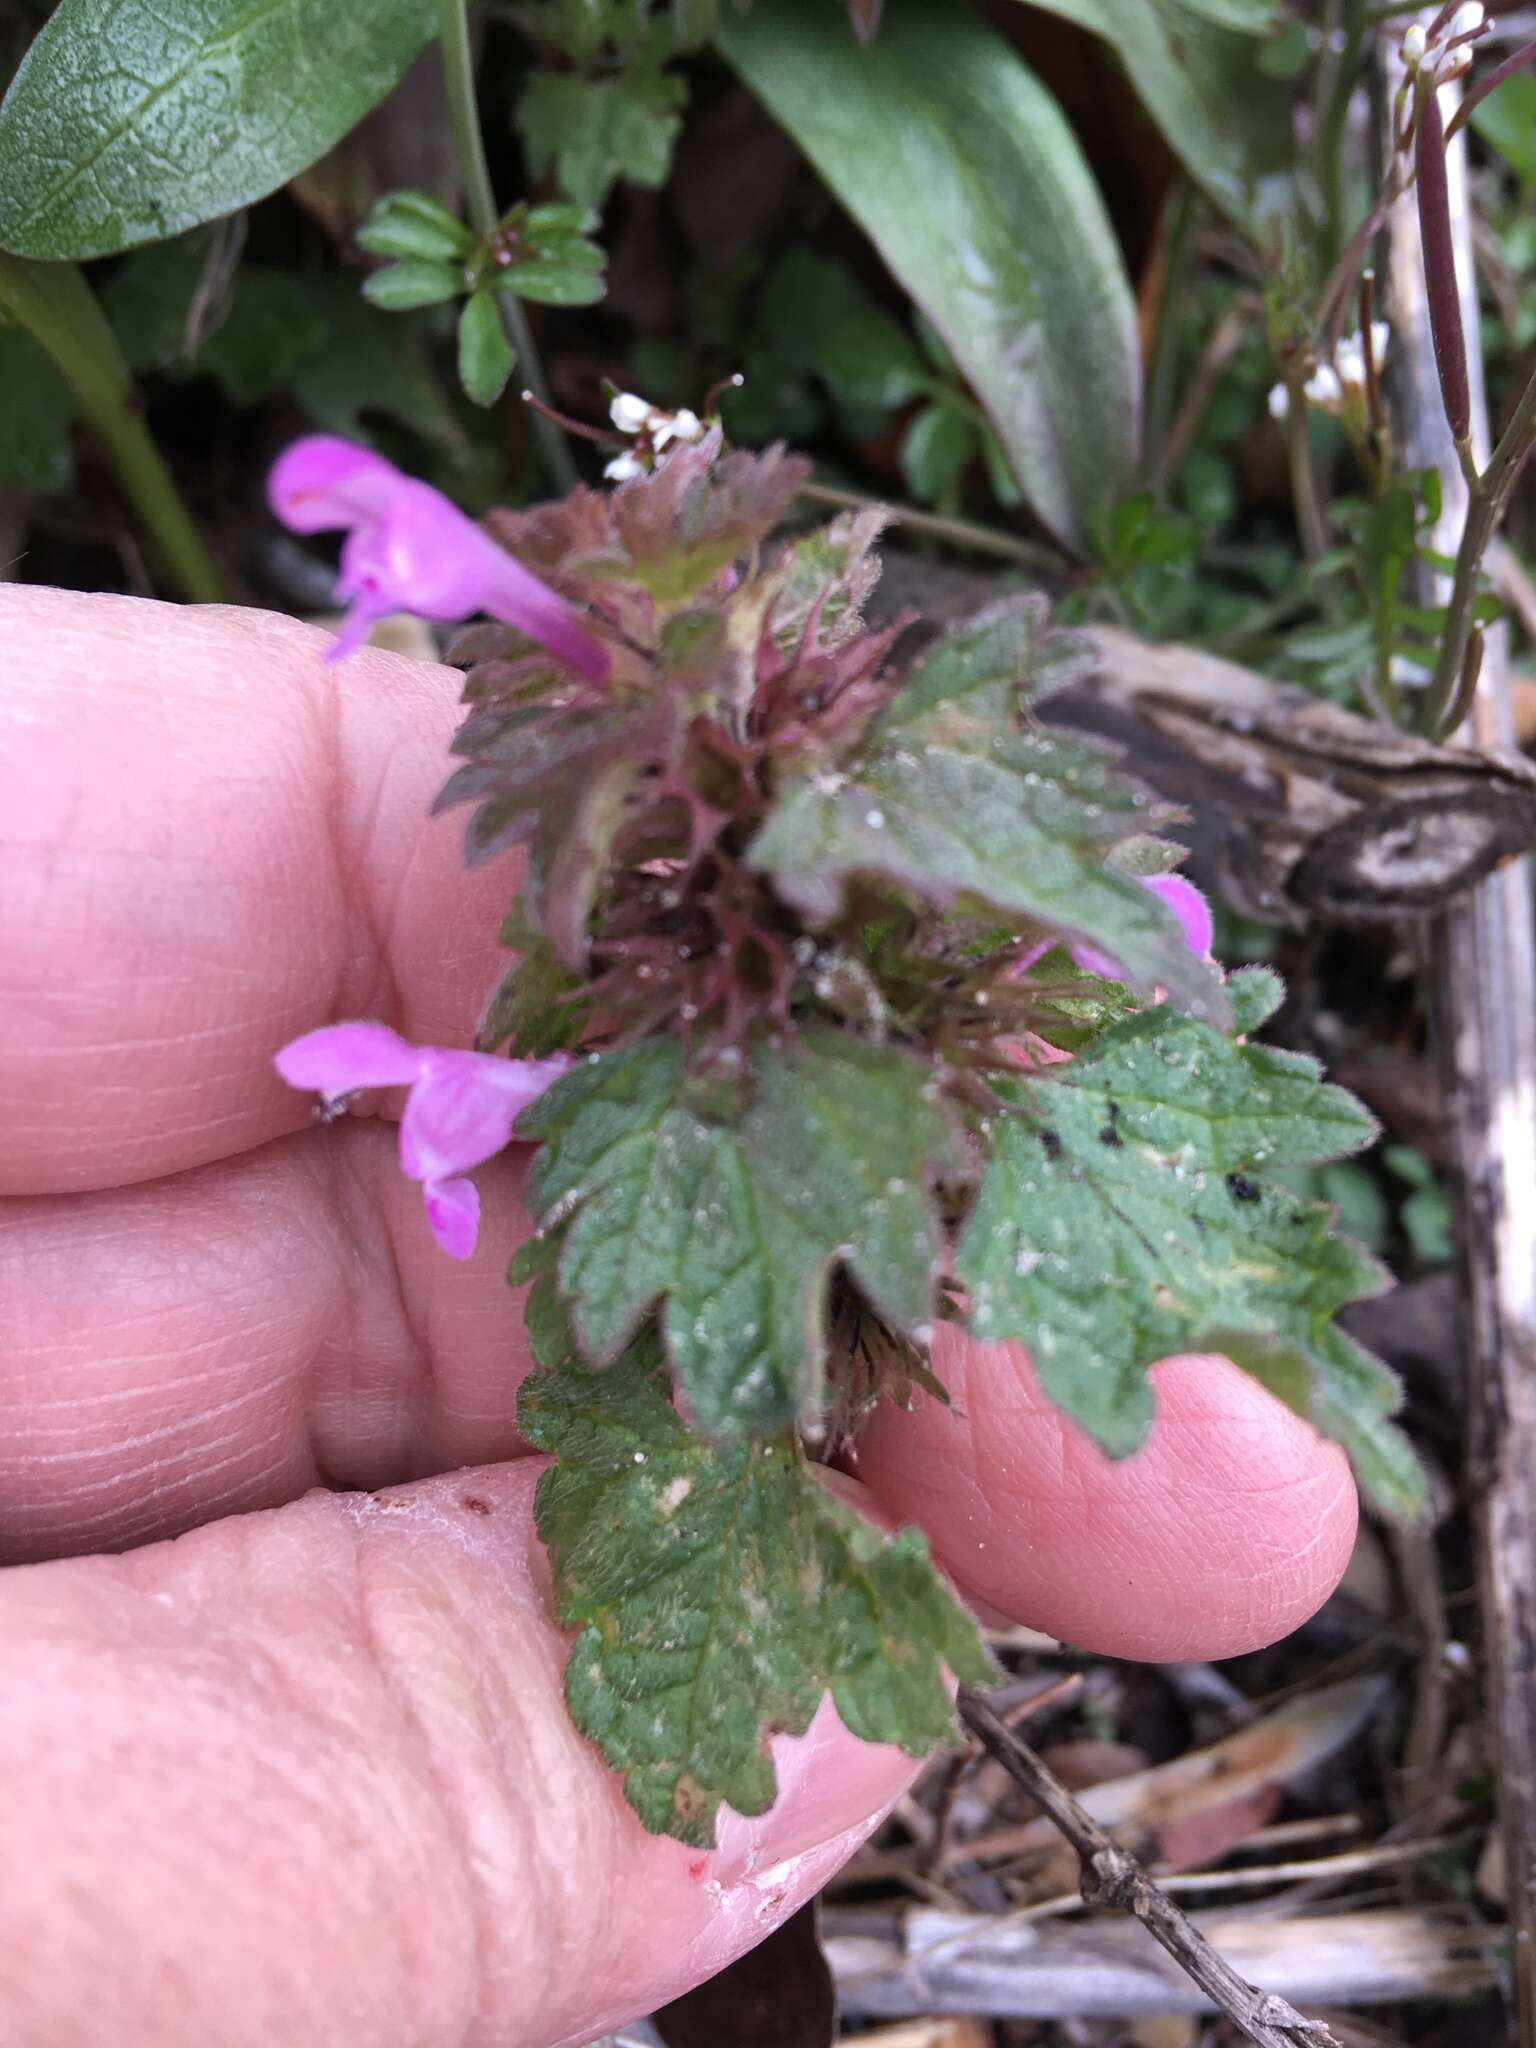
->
956;1004;1424;1513
518;1314;991;1845
0;0;435;260
750;601;1227;1023
518;1030;960;1435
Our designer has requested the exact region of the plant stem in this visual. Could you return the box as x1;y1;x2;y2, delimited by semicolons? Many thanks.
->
1419;361;1536;737
0;254;225;604
1283;392;1332;563
797;479;1069;575
1141;180;1195;488
436;0;577;492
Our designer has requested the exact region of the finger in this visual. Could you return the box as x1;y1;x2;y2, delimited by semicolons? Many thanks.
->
0;587;510;1197
0;1461;917;2048
0;1119;539;1563
853;1327;1358;1662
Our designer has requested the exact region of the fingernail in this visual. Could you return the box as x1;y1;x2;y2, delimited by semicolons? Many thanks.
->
709;1693;919;1886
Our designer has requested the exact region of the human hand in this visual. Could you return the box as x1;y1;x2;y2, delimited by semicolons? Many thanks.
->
0;586;1358;2048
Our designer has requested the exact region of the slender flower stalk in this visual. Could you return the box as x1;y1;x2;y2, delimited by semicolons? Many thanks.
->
268;434;611;677
436;0;577;491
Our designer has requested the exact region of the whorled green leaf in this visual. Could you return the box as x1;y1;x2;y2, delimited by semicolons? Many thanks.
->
955;991;1424;1515
518;1308;991;1846
1016;0;1291;233
0;0;436;261
720;0;1139;550
363;258;465;312
517;1029;962;1436
457;287;516;408
750;600;1229;1026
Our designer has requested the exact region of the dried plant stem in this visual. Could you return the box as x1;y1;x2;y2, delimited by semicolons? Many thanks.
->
0;254;225;604
1419;364;1536;738
956;1691;1343;2048
798;480;1068;575
436;0;577;491
1384;21;1536;2040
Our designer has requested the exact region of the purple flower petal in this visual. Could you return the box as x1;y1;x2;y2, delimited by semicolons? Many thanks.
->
424;1175;482;1260
274;1021;424;1098
267;434;611;682
1015;872;1214;984
399;1049;572;1183
267;436;401;534
1144;873;1213;959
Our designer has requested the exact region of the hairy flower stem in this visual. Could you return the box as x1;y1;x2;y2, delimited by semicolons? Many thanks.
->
1421;363;1536;738
436;0;577;493
0;254;225;604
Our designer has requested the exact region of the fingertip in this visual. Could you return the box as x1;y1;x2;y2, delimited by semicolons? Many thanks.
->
855;1331;1358;1662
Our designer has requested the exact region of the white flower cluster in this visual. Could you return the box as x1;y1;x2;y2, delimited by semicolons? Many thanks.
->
604;391;707;482
1402;3;1487;86
1267;322;1390;422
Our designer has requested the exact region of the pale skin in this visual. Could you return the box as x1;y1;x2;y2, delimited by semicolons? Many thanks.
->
0;586;1360;2048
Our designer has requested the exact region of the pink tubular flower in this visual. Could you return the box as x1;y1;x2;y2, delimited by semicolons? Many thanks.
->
1019;873;1214;981
274;1021;571;1259
267;435;610;681
1072;873;1213;980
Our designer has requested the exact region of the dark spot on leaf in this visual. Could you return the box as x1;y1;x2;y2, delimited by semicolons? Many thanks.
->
1227;1173;1261;1203
460;1493;494;1516
1098;1101;1123;1148
1040;1129;1063;1162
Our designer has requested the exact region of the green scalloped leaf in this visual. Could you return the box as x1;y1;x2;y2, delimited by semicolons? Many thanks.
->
750;601;1229;1027
518;1029;961;1436
519;1313;991;1846
956;1004;1424;1514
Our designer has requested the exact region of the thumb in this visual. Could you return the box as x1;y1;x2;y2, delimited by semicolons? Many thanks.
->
1;1462;918;2048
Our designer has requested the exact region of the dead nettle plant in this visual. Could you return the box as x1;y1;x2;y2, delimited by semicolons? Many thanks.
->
269;401;1424;1849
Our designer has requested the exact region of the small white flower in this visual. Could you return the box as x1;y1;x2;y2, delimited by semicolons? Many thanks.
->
655;407;705;449
1268;382;1290;422
1402;22;1427;65
1441;43;1473;78
609;391;652;434
1370;319;1390;363
1303;362;1344;409
604;450;646;483
1448;2;1485;41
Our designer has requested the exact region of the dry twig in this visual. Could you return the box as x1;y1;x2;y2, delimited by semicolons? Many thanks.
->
956;1691;1343;2048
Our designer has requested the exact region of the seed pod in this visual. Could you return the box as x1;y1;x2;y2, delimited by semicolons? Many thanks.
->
1417;85;1471;443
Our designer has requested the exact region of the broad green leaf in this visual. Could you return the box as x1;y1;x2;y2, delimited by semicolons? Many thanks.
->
518;1029;961;1435
517;64;686;212
720;0;1139;550
955;1004;1424;1514
0;324;74;489
1015;1;1292;233
362;259;465;311
287;276;462;448
749;601;1228;1024
519;1320;991;1845
0;0;437;261
458;289;516;408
